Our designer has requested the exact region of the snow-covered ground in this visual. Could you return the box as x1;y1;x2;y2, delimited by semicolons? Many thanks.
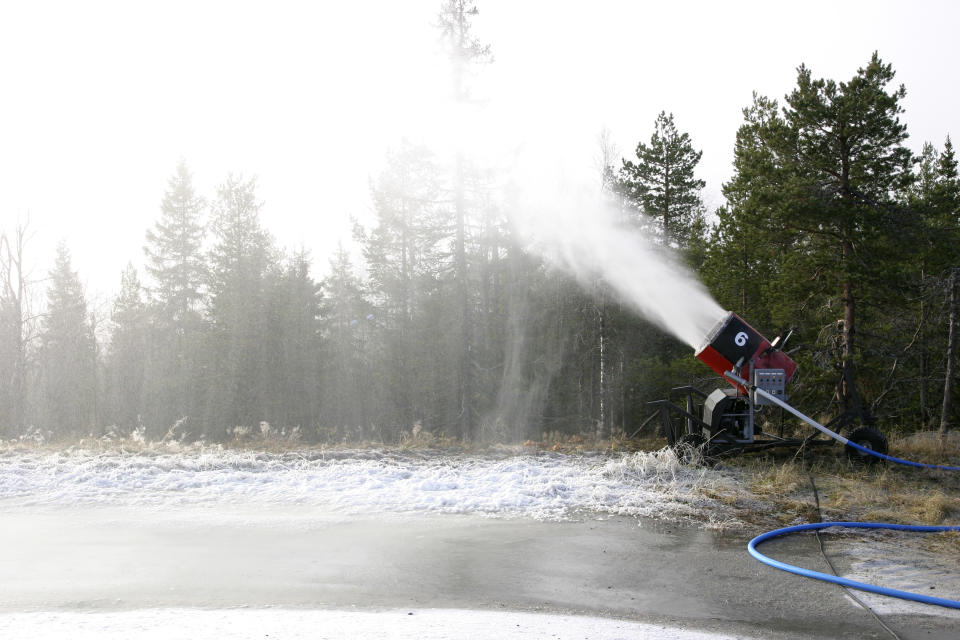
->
0;608;755;640
0;446;759;639
0;446;740;524
3;446;958;639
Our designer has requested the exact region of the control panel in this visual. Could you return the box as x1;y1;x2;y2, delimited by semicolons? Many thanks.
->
754;368;788;405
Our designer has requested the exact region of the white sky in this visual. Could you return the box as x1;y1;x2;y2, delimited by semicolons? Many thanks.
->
1;0;958;300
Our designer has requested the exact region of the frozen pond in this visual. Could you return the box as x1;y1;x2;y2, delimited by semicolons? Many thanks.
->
1;448;957;639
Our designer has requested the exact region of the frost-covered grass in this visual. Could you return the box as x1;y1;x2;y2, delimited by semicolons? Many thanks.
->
13;430;955;531
0;442;744;526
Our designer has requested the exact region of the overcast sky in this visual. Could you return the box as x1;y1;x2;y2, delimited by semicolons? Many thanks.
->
1;0;957;300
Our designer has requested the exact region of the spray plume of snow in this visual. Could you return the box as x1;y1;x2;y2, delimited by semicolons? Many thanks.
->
508;169;726;350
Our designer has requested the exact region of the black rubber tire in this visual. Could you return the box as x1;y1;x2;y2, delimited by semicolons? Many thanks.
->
845;427;888;464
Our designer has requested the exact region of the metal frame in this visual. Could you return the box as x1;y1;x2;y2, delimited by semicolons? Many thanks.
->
649;367;837;456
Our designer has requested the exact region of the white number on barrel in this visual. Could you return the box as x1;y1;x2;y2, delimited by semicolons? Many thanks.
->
734;332;748;347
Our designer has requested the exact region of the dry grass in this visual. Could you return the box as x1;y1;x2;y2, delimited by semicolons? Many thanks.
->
715;434;960;532
890;430;960;463
921;530;960;556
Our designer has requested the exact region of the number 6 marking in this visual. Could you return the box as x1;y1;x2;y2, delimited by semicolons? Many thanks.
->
735;332;748;347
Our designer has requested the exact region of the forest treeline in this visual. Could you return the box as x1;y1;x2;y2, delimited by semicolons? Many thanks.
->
2;45;959;444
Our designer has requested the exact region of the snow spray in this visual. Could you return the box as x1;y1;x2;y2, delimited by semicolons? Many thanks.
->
510;185;726;350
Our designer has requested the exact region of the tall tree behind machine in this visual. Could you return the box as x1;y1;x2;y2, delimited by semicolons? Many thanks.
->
615;111;706;247
612;112;709;422
709;54;914;420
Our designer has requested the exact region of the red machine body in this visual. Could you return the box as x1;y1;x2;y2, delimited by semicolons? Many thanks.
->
695;312;797;393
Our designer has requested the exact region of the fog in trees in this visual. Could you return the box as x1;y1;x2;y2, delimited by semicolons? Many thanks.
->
2;43;959;445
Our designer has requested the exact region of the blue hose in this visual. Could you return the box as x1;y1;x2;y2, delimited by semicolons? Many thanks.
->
845;440;960;471
749;522;960;609
725;370;960;606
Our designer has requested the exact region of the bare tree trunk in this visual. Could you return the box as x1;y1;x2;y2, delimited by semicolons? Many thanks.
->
940;268;958;439
919;264;929;427
838;239;855;416
596;299;606;440
455;154;474;441
438;0;489;442
1;221;32;437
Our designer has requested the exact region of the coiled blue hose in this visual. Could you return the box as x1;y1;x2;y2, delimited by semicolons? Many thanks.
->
748;522;960;609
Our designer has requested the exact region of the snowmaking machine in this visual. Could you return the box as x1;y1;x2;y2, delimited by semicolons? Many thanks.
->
650;312;889;461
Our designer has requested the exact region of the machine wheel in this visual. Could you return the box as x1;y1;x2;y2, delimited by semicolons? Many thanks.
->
845;427;888;464
674;433;710;465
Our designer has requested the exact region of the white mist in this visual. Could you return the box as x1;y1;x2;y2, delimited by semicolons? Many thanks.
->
510;179;726;351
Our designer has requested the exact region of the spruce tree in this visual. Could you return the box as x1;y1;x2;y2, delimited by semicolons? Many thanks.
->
142;160;207;435
359;141;445;433
144;160;206;322
105;264;149;434
320;245;374;439
37;244;96;436
261;250;323;433
206;174;274;436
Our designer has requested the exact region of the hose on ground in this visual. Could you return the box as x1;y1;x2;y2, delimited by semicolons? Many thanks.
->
722;370;960;608
844;440;960;471
748;522;960;609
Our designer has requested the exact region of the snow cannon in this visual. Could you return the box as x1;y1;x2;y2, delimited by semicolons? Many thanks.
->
651;311;887;462
695;312;797;395
651;312;805;454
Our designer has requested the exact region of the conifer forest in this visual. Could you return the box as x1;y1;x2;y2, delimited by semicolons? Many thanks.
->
1;15;958;447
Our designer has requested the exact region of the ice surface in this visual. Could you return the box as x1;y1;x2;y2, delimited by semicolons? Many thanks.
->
0;447;737;523
832;534;960;618
0;608;754;640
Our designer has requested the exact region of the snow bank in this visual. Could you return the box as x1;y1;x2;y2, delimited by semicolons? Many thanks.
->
0;448;738;523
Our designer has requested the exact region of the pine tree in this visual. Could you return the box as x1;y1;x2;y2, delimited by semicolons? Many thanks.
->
714;54;914;418
615;111;706;246
909;139;960;433
703;94;785;329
